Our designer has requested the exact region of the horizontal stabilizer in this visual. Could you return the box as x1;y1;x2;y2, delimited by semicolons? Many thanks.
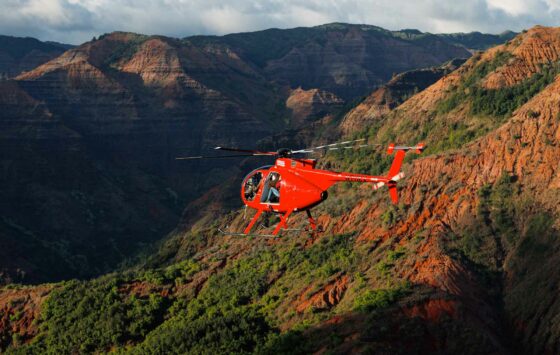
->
387;142;426;155
372;172;404;190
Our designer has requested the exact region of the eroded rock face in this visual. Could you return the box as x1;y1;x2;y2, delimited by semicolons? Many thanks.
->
340;58;466;135
295;274;349;313
484;26;560;89
401;298;458;322
286;87;343;127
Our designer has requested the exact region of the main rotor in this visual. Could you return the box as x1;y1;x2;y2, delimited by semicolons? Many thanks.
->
175;138;380;160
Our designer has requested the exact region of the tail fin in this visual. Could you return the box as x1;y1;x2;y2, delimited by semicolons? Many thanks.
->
385;142;425;204
388;182;398;204
387;150;406;179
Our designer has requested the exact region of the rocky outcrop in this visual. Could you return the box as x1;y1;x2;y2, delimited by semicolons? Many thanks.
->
286;87;343;127
340;58;466;134
484;26;560;89
295;274;349;313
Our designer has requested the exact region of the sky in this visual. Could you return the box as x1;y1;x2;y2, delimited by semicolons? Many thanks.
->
1;0;559;44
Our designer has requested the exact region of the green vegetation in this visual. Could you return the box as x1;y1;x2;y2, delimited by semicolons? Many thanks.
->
438;31;517;50
448;171;559;285
438;53;560;118
514;213;555;260
101;34;150;66
133;307;270;354
436;51;513;115
448;172;518;270
9;234;409;354
353;287;406;312
8;277;167;354
471;63;560;117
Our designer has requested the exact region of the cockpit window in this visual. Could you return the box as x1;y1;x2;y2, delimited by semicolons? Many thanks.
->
243;172;262;201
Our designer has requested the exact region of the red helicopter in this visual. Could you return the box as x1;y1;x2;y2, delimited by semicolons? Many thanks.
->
178;139;424;236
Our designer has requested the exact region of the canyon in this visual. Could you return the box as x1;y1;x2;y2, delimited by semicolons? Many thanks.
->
2;24;558;354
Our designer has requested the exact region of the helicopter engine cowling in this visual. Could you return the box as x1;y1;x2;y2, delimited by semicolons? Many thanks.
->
277;171;325;212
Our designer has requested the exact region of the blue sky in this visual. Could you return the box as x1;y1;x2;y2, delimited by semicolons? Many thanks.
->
1;0;560;44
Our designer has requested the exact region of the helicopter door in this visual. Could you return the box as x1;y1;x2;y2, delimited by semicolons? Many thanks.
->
243;171;263;202
261;172;281;204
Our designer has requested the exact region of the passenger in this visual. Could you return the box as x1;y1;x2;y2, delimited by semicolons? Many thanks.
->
266;174;280;203
244;172;262;201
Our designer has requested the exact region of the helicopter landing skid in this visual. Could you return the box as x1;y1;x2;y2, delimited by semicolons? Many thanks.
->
218;228;278;238
262;224;324;233
217;225;310;238
259;224;305;232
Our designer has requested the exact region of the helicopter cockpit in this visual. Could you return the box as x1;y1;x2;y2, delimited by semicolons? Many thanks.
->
242;166;281;204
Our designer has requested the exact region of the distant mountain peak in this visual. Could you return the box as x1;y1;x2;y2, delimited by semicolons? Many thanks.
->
0;35;72;78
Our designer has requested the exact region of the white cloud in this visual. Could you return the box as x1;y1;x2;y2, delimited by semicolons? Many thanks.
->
544;0;560;11
0;0;559;44
487;0;529;16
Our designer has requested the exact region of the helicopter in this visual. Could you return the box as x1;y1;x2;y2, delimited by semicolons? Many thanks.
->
177;139;424;236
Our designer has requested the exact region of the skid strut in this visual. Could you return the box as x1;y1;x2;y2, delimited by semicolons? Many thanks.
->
240;208;321;237
272;210;293;235
243;209;263;234
306;210;317;231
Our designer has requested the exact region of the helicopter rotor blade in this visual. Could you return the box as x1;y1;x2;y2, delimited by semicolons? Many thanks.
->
292;138;369;153
213;146;277;155
326;143;382;151
176;154;264;160
293;140;382;154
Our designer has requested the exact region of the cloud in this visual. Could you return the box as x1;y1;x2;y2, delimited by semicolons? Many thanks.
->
0;0;559;44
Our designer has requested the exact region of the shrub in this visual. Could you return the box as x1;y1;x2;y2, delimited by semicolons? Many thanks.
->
353;288;405;312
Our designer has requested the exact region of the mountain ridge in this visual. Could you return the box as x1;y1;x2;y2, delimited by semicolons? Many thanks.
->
0;35;72;79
